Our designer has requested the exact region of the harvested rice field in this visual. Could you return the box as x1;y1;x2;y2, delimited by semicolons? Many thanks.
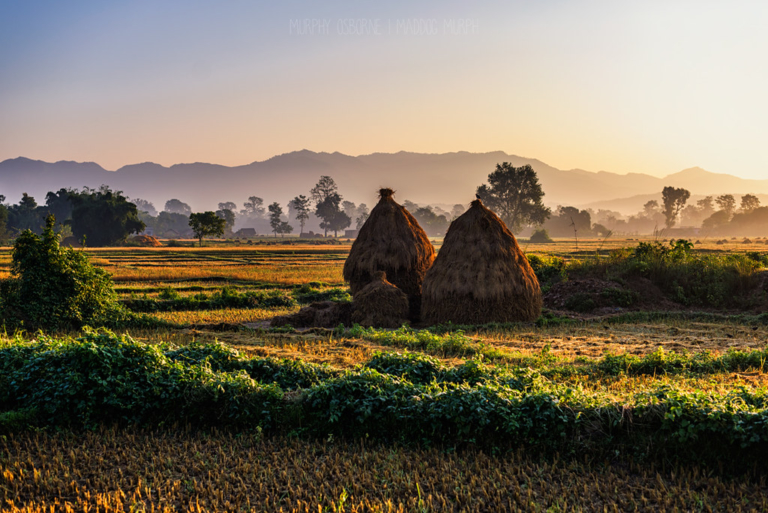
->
2;427;767;512
2;240;768;511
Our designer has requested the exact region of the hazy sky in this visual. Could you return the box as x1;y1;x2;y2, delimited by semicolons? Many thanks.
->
1;1;767;178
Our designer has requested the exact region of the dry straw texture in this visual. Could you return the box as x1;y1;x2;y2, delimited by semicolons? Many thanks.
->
421;199;542;324
343;189;435;302
351;271;409;328
271;301;352;328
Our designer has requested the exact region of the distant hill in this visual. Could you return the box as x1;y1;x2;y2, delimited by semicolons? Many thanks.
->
2;151;768;213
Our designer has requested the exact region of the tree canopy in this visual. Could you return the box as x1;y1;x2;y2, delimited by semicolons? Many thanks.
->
164;199;192;216
661;186;691;228
69;187;145;246
189;212;225;246
476;163;550;232
288;195;311;234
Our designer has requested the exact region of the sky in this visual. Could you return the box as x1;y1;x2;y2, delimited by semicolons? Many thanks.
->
1;1;767;179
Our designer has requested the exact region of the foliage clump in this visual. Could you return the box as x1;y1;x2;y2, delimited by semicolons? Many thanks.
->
0;216;122;331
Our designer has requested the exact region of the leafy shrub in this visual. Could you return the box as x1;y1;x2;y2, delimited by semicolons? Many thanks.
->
124;287;295;312
0;331;283;428
600;287;639;307
529;229;553;243
564;293;597;313
574;240;764;308
0;216;123;331
363;351;442;384
293;286;351;304
526;255;567;289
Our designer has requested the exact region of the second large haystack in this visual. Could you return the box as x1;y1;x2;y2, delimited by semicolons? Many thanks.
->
421;199;542;324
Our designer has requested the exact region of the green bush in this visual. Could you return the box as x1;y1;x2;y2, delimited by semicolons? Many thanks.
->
573;240;764;308
124;287;295;313
363;351;442;384
529;229;553;243
0;216;123;331
526;254;567;289
2;332;768;465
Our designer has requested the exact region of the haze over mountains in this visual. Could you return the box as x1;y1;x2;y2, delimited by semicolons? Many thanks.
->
2;151;766;215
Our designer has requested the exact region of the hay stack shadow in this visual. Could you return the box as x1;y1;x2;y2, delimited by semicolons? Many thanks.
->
351;271;409;328
421;198;542;324
343;188;435;321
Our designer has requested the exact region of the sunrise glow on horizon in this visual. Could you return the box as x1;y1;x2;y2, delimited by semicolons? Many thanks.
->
1;1;767;179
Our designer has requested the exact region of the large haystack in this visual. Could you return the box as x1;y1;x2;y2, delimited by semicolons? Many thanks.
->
343;189;435;318
351;271;409;328
421;199;542;324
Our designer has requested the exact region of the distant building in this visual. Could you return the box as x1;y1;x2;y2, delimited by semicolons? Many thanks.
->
235;228;257;238
344;229;359;238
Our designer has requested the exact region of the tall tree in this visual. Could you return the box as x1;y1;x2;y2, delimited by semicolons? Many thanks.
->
476;163;551;232
661;186;691;228
310;176;338;205
741;194;760;213
288;195;311;234
241;196;265;218
69;186;145;246
215;208;236;235
342;201;356;217
43;188;74;224
412;206;450;236
218;201;237;212
716;194;736;218
7;193;42;234
132;198;157;216
450;204;465;220
278;221;293;238
268;202;284;237
164;199;192;216
315;193;350;236
642;200;660;218
697;196;715;218
189;212;225;247
355;203;370;229
0;199;8;243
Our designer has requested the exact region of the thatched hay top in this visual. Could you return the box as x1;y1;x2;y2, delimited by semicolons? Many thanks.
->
421;199;541;324
351;271;409;328
343;188;435;298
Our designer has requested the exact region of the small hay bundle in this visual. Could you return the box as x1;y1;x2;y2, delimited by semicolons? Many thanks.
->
128;235;163;247
421;199;542;325
343;188;435;315
351;271;409;329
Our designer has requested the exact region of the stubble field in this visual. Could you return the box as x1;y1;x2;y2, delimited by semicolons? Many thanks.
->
2;237;768;511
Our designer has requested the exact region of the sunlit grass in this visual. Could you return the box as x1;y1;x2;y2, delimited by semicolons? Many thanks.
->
150;306;299;325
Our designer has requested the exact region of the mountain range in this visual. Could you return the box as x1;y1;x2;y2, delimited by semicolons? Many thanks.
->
1;151;766;215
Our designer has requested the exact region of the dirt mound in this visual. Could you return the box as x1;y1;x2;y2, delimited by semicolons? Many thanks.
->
544;277;675;315
270;301;352;328
127;235;163;247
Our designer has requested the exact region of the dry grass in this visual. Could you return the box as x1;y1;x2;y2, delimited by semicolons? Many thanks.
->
151;307;300;325
2;427;766;512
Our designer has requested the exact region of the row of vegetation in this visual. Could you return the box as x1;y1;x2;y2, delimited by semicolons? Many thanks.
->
2;331;768;468
1;219;764;333
122;285;350;313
